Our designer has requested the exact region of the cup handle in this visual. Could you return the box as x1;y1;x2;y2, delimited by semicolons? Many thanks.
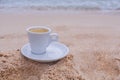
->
50;33;58;42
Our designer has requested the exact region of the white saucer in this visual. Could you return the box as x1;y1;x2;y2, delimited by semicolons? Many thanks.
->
21;42;69;62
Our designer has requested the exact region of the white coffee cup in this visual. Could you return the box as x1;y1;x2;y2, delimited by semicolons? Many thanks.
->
27;26;58;54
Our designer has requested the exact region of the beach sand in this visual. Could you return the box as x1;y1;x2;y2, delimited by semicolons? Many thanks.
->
0;11;120;80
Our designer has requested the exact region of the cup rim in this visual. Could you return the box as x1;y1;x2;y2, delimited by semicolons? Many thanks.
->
26;26;51;34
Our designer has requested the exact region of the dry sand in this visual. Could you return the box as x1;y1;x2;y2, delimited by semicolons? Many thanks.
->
0;11;120;80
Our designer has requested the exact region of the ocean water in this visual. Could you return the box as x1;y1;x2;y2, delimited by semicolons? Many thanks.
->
0;0;120;11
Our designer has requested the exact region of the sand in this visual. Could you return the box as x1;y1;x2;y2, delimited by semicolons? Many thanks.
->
0;11;120;80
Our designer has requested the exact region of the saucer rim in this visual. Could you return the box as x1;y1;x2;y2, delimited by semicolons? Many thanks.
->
20;42;69;62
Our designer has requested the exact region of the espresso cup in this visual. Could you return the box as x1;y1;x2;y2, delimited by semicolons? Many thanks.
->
27;26;58;54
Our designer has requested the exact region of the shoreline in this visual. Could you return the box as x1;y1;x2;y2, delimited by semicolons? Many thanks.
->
0;9;120;14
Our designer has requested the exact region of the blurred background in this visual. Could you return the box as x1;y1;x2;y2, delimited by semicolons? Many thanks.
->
0;0;120;12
